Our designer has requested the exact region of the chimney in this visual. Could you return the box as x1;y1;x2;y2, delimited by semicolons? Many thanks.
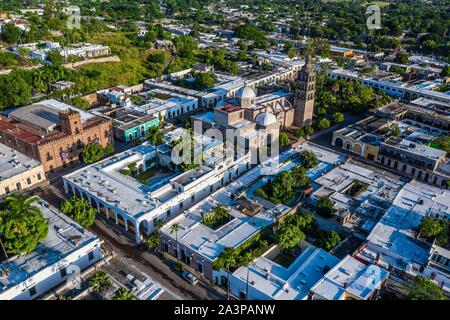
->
344;282;349;289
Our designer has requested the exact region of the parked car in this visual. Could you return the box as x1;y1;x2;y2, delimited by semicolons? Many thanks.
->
181;271;199;285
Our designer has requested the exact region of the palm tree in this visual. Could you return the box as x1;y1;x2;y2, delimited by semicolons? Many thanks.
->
89;271;112;299
212;248;237;300
154;218;165;231
5;195;41;218
146;126;164;146
113;288;137;300
170;223;184;263
0;210;8;260
239;252;255;301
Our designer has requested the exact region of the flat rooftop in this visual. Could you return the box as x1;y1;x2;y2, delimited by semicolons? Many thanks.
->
232;247;339;300
8;99;94;133
311;255;389;300
110;109;156;131
383;137;446;160
64;144;160;217
160;153;294;262
367;180;450;266
313;161;405;207
160;143;345;262
0;143;42;182
0;198;99;293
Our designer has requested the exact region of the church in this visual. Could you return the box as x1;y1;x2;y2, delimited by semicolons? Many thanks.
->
191;57;316;163
233;55;316;129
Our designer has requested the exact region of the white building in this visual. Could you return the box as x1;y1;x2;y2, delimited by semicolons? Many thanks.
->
0;199;103;300
229;246;340;300
327;68;450;104
356;180;450;293
159;143;345;282
133;88;199;120
62;143;252;243
59;43;111;60
0;143;46;198
310;255;389;300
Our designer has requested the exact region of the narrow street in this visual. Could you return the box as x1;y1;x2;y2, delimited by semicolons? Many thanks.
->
38;178;227;301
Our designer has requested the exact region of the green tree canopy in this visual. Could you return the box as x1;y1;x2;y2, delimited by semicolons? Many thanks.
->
332;112;345;124
299;150;318;169
192;72;217;90
317;197;334;218
321;230;341;251
89;271;111;299
275;222;305;251
419;216;446;238
279;132;290;148
80;143;114;164
0;195;48;255
303;125;314;137
1;23;21;44
407;276;448;300
173;35;198;59
60;197;97;228
114;288;137;300
292;166;311;189
318;118;331;130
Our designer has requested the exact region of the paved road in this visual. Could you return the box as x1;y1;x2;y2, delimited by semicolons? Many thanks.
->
38;180;227;301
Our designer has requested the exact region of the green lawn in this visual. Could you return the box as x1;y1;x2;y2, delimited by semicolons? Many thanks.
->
134;167;159;184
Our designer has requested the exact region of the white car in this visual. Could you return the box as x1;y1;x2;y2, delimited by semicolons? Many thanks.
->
181;271;199;285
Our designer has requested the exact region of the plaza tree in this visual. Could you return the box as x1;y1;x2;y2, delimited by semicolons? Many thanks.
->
419;216;445;238
80;143;114;164
303;125;314;137
318;118;331;130
332;112;345;124
146;126;164;145
279;132;290;148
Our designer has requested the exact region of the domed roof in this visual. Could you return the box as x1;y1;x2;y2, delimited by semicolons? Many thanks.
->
255;112;277;126
237;84;256;100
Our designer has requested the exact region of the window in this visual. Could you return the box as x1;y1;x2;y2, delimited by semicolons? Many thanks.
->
27;178;32;185
5;187;10;194
88;251;95;261
29;286;37;297
16;182;22;191
179;202;183;209
60;267;67;278
37;173;42;181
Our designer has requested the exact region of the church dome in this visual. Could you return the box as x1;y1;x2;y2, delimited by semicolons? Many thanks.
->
237;84;256;100
255;112;277;126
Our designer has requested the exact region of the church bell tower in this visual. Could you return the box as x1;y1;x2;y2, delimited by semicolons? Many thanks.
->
294;56;316;127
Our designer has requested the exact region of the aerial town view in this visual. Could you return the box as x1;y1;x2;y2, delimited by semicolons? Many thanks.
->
0;0;449;312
